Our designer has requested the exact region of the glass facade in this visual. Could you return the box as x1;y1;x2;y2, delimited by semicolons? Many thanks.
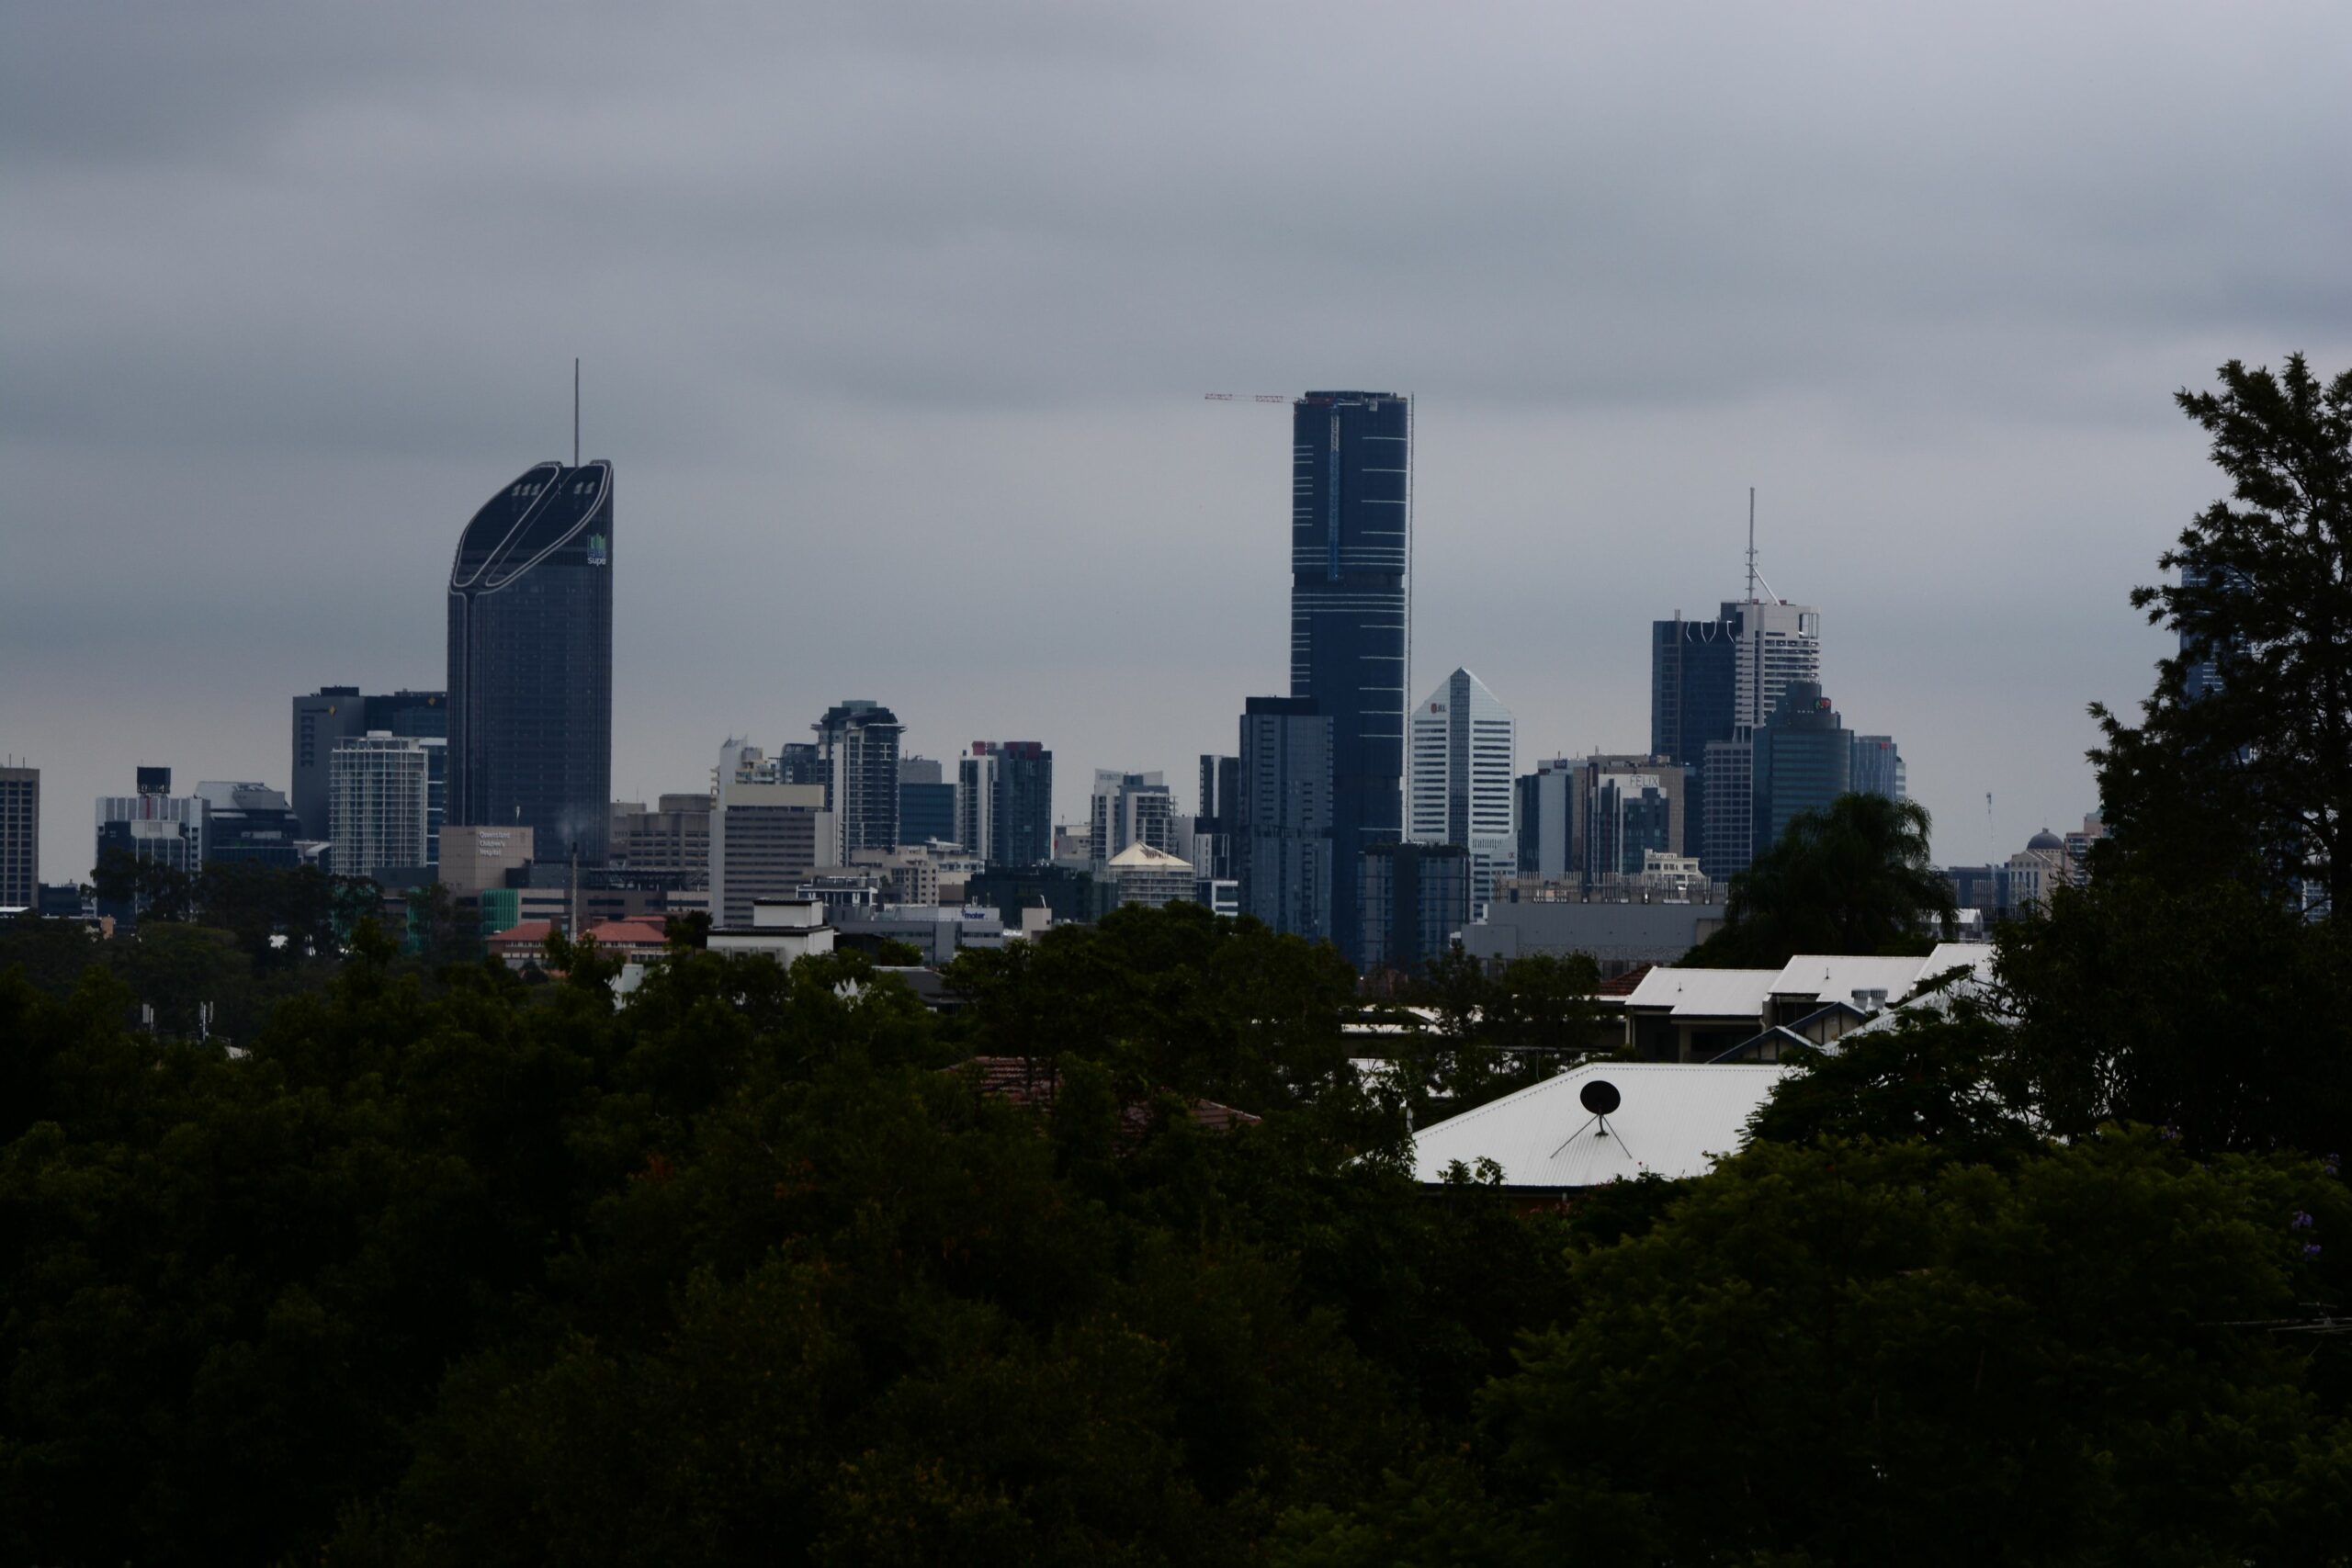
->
1753;682;1852;852
1362;840;1470;977
1291;391;1409;968
447;461;614;864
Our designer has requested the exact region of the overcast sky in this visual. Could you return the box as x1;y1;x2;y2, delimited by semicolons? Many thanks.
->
6;0;2349;880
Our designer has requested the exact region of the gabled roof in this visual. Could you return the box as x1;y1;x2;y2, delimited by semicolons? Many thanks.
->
1596;964;1657;998
1410;1061;1788;1187
1622;966;1780;1019
1767;953;1939;1006
1910;942;1996;994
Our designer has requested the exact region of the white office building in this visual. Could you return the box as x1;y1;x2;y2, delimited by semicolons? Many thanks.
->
328;733;429;879
1407;668;1515;916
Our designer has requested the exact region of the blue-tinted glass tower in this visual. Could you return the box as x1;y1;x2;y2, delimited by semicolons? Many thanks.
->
1290;390;1409;967
447;460;615;863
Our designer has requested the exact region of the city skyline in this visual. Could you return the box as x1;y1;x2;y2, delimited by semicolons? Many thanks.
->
10;3;2344;882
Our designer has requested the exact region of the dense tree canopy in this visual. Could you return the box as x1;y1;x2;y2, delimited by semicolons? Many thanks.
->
2099;354;2352;913
1685;792;1955;967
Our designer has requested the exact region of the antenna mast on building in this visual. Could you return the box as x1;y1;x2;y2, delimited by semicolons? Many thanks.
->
1740;486;1758;606
572;358;580;467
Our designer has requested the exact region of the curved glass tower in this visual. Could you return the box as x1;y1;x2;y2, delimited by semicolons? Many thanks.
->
447;459;614;864
1291;390;1409;967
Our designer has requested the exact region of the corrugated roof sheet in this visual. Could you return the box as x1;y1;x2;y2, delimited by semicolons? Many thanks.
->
1410;1061;1788;1187
1622;966;1781;1019
1911;942;1996;993
1767;953;1939;1005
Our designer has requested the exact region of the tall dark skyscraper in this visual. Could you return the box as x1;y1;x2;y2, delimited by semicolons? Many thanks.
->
447;460;614;863
1290;390;1409;967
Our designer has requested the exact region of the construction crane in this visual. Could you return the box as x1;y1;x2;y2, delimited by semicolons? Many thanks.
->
1203;392;1292;403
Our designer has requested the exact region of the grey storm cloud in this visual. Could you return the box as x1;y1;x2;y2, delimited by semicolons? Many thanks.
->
5;0;2350;877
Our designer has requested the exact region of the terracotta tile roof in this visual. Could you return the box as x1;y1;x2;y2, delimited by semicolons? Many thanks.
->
488;919;559;949
582;918;670;950
949;1055;1261;1140
1597;964;1656;998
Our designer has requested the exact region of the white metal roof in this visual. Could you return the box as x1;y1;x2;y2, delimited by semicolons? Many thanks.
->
1621;966;1780;1019
1910;942;1996;993
1409;1061;1789;1187
1767;954;1939;1007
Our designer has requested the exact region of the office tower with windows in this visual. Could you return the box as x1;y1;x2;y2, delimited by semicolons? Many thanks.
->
1362;840;1471;976
447;460;614;863
711;739;833;927
813;700;902;859
194;782;301;868
958;741;1053;868
329;733;430;879
1193;753;1242;883
1515;757;1577;880
1701;737;1755;881
1752;682;1852;854
1652;596;1821;876
1290;389;1410;967
1577;758;1687;892
898;757;956;846
1090;770;1175;871
1850;735;1906;802
293;688;447;852
94;768;206;919
0;766;36;909
1407;667;1515;915
610;795;713;887
1237;696;1333;943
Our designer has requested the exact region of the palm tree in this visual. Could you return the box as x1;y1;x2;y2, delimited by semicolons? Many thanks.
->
1686;794;1956;967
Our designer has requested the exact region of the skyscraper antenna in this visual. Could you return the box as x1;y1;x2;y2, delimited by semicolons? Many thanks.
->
1740;491;1758;606
572;358;580;467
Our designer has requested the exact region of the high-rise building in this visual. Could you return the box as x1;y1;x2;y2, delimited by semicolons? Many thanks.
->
610;794;712;887
1850;735;1906;802
813;700;902;860
1290;389;1410;968
1515;757;1577;881
1407;668;1515;915
1701;737;1755;881
193;782;301;868
1362;840;1471;976
0;766;37;909
94;767;205;919
1237;697;1333;943
447;460;614;863
1652;596;1821;870
1106;842;1196;911
898;756;957;847
1193;753;1242;884
329;733;430;879
958;741;1054;868
1090;770;1175;871
711;739;833;928
1752;682;1851;855
292;688;446;843
1577;757;1687;892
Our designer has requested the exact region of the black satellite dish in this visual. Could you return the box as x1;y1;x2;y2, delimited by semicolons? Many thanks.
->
1579;1078;1622;1116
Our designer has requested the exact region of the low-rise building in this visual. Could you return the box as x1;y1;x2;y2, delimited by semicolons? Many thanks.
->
707;897;837;969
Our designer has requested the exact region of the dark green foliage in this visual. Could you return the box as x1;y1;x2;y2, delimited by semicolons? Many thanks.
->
1483;1133;2352;1568
1747;1010;2044;1165
0;909;1577;1566
1686;793;1955;967
2099;353;2352;910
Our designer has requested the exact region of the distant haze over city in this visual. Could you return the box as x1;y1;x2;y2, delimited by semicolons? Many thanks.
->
7;1;2348;880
